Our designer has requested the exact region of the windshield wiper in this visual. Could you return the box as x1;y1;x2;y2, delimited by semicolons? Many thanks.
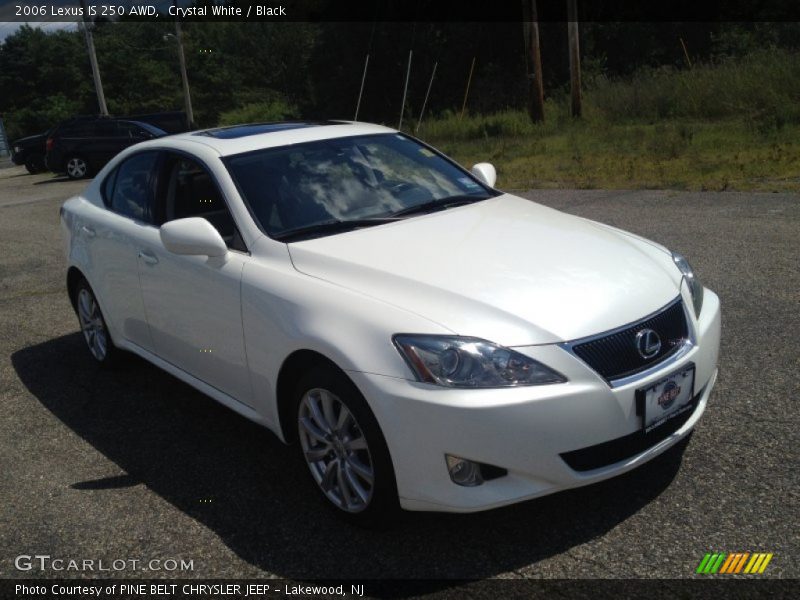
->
274;217;402;242
274;195;491;242
390;194;491;218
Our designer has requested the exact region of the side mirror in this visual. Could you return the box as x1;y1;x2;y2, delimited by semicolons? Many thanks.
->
471;163;497;188
160;217;227;258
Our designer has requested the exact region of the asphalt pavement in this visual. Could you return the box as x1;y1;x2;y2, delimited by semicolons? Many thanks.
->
0;165;797;582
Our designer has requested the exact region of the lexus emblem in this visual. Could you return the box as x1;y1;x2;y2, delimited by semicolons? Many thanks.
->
635;328;662;359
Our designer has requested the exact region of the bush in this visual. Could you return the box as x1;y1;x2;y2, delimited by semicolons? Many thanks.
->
218;98;299;126
415;107;567;141
588;48;800;126
4;94;81;139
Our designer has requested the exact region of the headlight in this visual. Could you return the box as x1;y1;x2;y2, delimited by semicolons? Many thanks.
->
13;146;21;154
672;252;704;317
393;335;567;388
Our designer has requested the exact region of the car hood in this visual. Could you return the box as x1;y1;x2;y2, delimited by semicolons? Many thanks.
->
288;194;682;346
12;133;46;145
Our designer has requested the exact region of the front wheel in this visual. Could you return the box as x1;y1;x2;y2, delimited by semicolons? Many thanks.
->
65;156;89;179
74;279;120;367
295;365;398;526
25;155;45;174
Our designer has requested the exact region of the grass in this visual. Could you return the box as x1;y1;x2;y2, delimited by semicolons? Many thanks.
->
407;49;800;193
415;114;800;192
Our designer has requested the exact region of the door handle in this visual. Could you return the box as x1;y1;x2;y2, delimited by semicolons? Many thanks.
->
138;250;159;265
81;225;96;238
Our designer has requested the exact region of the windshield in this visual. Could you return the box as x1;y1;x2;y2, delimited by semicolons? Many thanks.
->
129;121;167;136
224;133;496;240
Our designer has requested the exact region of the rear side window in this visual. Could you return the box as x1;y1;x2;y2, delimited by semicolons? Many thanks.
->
117;122;152;139
94;121;117;137
60;121;97;137
104;152;159;223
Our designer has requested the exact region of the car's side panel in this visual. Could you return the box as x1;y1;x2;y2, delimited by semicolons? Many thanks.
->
114;336;269;428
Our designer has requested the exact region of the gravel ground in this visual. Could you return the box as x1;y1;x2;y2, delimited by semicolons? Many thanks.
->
0;165;797;583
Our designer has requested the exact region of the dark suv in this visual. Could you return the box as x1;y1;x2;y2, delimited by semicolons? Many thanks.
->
46;118;166;179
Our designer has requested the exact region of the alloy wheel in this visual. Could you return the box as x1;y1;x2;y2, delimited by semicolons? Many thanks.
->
77;288;108;361
66;157;87;179
298;388;375;513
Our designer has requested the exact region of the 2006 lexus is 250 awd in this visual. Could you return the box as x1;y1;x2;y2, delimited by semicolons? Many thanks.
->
61;121;721;524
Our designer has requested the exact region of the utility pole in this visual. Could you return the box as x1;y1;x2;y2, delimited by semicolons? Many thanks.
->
173;0;195;128
567;0;582;118
398;50;413;130
79;0;108;116
354;53;369;121
415;61;437;133
679;37;693;69
523;0;545;123
459;57;476;120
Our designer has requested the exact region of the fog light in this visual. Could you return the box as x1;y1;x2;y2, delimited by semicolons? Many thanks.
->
446;454;484;487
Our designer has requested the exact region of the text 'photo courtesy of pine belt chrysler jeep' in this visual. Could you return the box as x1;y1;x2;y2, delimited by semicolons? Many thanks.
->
60;121;721;525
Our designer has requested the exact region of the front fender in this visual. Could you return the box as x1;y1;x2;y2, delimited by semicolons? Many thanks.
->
241;252;452;431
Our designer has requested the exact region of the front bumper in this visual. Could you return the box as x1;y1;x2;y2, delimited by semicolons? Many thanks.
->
349;287;721;512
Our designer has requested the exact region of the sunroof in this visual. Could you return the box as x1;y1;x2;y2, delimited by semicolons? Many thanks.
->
194;121;341;139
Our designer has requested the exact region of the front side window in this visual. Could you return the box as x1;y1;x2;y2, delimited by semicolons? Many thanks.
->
105;152;159;223
224;133;494;240
157;154;245;250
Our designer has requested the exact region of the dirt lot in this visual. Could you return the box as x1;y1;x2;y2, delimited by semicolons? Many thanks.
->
1;165;797;582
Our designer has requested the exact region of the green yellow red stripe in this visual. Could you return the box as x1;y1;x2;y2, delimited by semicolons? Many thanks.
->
700;552;774;575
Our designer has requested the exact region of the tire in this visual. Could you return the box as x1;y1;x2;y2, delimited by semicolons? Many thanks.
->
73;278;121;368
24;155;45;174
294;364;399;526
65;155;90;179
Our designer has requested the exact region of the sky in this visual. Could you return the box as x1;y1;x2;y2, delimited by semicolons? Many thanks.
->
0;21;77;42
0;0;182;42
0;0;82;40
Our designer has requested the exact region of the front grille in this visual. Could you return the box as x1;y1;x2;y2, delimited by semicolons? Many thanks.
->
560;389;702;472
571;298;688;381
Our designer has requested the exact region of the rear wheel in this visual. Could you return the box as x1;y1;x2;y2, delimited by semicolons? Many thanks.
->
65;156;89;179
295;364;398;526
74;279;120;367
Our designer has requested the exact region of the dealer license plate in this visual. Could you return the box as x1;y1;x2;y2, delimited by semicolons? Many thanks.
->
637;364;695;433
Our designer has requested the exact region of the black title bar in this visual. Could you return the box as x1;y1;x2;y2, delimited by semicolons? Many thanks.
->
3;0;800;22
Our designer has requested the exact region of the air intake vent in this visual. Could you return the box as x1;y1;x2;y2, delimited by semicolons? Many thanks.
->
570;298;689;382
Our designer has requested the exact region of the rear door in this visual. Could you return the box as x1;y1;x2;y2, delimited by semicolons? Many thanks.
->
83;151;161;352
134;152;252;405
54;120;97;170
90;120;130;168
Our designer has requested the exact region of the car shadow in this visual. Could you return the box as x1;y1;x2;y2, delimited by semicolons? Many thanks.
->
33;176;75;185
12;333;689;585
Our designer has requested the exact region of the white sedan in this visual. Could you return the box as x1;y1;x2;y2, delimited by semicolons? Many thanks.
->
61;121;721;524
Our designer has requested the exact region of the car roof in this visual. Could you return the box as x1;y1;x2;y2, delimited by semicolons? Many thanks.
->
161;121;398;157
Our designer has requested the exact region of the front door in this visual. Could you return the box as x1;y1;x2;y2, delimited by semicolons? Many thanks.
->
135;153;253;406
